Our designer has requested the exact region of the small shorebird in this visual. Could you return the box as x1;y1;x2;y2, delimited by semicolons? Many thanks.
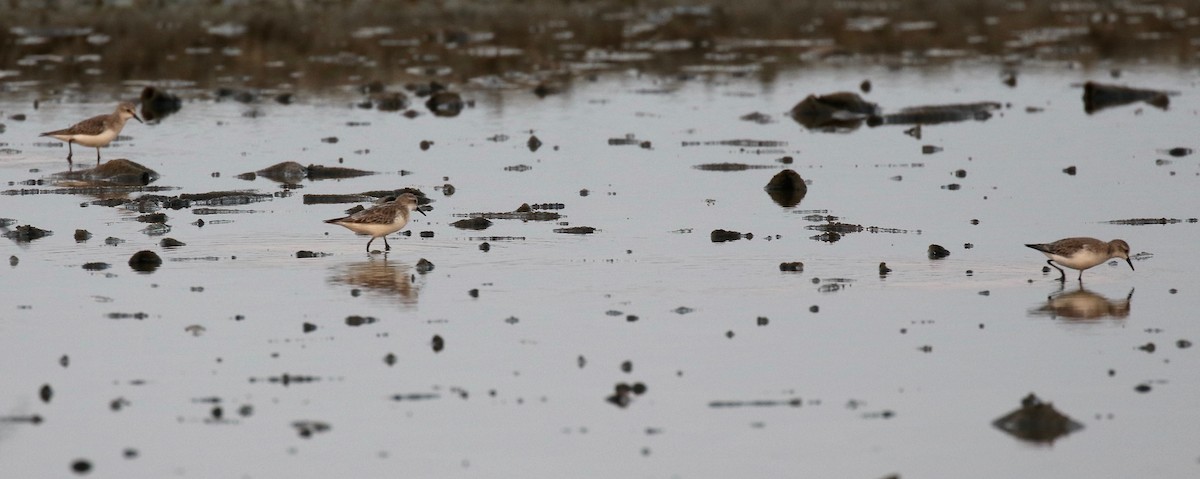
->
325;193;425;252
40;102;143;167
1025;237;1134;282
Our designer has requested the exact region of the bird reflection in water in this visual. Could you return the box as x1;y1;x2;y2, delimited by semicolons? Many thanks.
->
327;257;419;306
1030;285;1133;321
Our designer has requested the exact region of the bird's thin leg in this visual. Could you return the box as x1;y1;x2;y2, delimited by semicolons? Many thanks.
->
365;237;375;252
384;236;392;251
1078;270;1084;282
66;140;74;162
1047;260;1065;282
95;147;102;165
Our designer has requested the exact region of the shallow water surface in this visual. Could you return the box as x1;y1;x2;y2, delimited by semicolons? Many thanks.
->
2;65;1200;478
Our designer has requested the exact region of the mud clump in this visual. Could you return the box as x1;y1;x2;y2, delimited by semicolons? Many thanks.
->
555;226;596;234
993;393;1083;443
5;224;51;242
790;92;879;131
128;250;162;272
53;159;159;186
928;244;951;259
426;91;465;117
779;262;804;272
869;102;1000;127
711;229;751;242
74;229;91;241
1083;82;1170;113
451;217;493;230
764;169;808;207
160;238;185;248
251;161;374;183
879;262;893;275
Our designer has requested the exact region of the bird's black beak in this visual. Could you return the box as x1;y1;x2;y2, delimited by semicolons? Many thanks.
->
133;113;144;123
1126;258;1134;271
417;206;427;216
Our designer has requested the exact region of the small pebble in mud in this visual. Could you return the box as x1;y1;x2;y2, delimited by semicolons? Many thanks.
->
626;315;638;322
384;353;396;366
942;183;960;191
60;355;69;368
39;384;52;403
1135;384;1151;393
71;459;92;475
416;258;434;273
527;135;543;152
8;255;17;267
860;79;872;93
1063;166;1077;175
74;229;91;241
442;183;455;196
778;155;793;164
809;305;819;313
928;244;951;259
123;448;138;459
1169;288;1177;294
954;169;967;178
922;145;942;154
577;355;587;368
419;231;434;238
903;125;921;140
479;242;490;252
725;330;735;338
879;262;892;275
978;290;991;296
1138;342;1156;353
964;243;974;248
302;322;317;333
1166;147;1192;157
966;270;974;276
321;136;338;144
579;189;589;197
756;317;769;326
350;289;361;297
468;289;479;298
621;361;632;373
1042;266;1052;274
431;335;445;353
419;140;433;151
1177;339;1192;349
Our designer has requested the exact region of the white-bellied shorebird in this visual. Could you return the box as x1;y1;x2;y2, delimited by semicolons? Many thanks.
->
40;102;143;167
325;193;425;252
1026;237;1134;282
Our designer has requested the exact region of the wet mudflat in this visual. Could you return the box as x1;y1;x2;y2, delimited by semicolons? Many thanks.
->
3;15;1200;479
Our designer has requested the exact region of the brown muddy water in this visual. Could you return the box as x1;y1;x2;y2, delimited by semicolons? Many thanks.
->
3;3;1200;479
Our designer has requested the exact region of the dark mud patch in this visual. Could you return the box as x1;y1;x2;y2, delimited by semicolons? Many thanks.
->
868;102;1001;127
765;169;808;207
3;224;51;242
296;251;333;258
246;161;375;183
1083;82;1171;114
455;203;562;221
681;139;787;148
128;250;162;272
928;244;951;259
52;159;160;186
779;262;804;272
694;163;775;172
555;226;596;234
606;382;647;408
291;420;331;439
451;217;493;230
993;393;1083;443
739;112;774;124
709;398;802;408
391;393;440;401
790;92;879;132
608;134;652;148
804;217;913;243
1104;217;1197;225
711;229;752;242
